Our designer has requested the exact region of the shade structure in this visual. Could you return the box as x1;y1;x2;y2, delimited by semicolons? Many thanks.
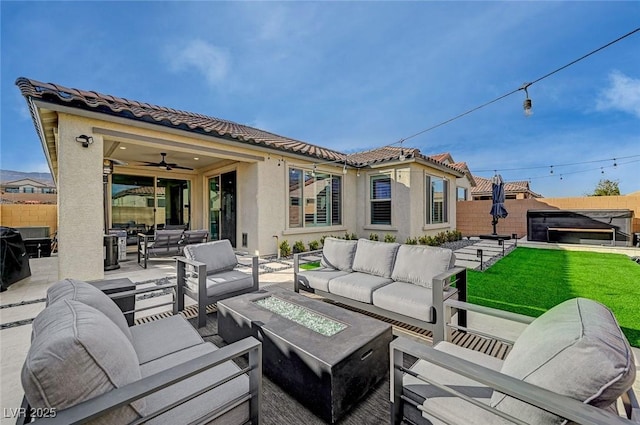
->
490;174;508;235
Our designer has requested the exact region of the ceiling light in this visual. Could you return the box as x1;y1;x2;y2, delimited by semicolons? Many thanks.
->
193;157;199;160
119;146;127;150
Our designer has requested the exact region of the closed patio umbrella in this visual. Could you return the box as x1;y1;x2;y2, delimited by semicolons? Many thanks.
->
490;174;508;235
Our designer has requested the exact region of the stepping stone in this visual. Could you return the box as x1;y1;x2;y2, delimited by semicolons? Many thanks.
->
455;259;482;270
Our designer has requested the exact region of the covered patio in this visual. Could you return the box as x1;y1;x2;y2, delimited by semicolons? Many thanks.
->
2;247;639;424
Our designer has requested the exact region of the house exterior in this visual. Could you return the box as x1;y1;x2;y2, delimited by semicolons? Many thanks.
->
0;178;57;194
17;77;474;281
471;176;542;200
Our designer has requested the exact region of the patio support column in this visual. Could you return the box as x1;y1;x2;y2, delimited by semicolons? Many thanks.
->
56;114;105;281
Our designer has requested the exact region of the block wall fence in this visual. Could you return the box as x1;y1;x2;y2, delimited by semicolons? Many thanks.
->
456;195;640;238
0;204;58;234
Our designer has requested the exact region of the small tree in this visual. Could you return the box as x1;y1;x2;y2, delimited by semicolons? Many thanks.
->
589;179;620;196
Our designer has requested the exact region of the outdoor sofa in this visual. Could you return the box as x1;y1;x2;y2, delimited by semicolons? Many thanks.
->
18;278;262;424
391;297;639;424
176;239;260;328
294;237;467;343
137;228;209;268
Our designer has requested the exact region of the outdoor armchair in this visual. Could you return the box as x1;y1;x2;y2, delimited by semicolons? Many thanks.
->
391;297;639;424
176;239;259;328
137;229;185;268
18;278;262;424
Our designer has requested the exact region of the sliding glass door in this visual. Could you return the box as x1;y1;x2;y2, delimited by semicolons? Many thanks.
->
111;175;190;242
208;171;236;246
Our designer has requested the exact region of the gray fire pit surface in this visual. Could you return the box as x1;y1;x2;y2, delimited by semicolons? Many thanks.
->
217;287;393;423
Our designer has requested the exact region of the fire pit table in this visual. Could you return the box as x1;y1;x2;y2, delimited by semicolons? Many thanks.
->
217;286;392;423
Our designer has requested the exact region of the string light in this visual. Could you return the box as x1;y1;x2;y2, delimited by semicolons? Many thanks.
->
475;154;640;173
301;27;640;174
478;158;640;183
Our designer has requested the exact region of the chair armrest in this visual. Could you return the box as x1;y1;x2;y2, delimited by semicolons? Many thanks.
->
445;299;536;325
107;283;179;318
391;336;635;425
25;337;262;425
176;256;207;269
441;299;535;345
250;255;259;291
431;267;467;343
293;249;323;293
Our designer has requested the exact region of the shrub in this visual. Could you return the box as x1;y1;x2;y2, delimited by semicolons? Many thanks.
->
384;234;396;243
405;237;418;245
418;235;429;245
435;232;447;245
309;240;320;251
320;235;327;246
369;233;379;241
279;240;291;257
293;240;306;253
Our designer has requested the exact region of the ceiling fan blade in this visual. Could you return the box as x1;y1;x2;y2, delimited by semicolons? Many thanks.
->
137;153;192;170
105;157;128;166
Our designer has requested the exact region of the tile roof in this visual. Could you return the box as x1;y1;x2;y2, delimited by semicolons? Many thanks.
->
16;77;345;162
472;176;541;197
15;77;463;176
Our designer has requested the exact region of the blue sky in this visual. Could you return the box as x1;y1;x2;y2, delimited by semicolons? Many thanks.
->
2;1;639;197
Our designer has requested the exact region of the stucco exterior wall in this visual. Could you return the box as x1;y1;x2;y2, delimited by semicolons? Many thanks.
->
57;114;105;281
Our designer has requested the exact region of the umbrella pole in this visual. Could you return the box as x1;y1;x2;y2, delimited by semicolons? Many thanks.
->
492;216;498;235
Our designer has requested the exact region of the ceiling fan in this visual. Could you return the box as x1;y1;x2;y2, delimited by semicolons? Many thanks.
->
141;152;193;171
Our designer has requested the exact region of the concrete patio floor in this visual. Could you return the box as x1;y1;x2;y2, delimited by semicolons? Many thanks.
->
1;248;639;423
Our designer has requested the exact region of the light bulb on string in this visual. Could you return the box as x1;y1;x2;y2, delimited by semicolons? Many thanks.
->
613;158;617;167
601;167;605;174
550;165;554;175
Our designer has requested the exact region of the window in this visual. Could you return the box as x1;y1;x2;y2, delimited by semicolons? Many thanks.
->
426;176;448;224
457;187;468;202
370;175;391;225
289;169;303;228
288;168;342;228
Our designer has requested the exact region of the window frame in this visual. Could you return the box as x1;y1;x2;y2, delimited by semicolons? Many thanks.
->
369;173;392;226
425;174;449;225
287;167;343;229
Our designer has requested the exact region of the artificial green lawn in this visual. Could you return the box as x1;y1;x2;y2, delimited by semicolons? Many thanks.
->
467;247;640;347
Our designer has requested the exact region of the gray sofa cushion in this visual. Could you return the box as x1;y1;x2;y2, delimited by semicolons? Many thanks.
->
391;245;455;288
46;278;133;342
23;300;144;424
320;237;358;272
297;268;350;292
183;239;238;274
492;298;636;423
141;342;250;425
130;315;204;365
351;239;400;278
187;270;254;298
372;281;454;322
328;272;392;303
